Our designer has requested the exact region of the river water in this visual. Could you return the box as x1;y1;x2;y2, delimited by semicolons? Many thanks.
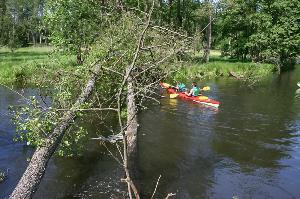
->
1;67;300;198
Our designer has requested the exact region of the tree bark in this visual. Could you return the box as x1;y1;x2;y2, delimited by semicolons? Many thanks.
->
39;31;42;44
77;46;83;65
176;0;182;27
169;0;173;24
125;69;139;198
9;64;102;199
126;72;138;159
203;0;212;63
203;15;211;63
32;32;36;45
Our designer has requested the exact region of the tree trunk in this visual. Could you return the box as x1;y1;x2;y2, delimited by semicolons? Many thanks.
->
32;32;36;45
126;73;138;159
125;69;139;195
77;46;83;65
203;0;212;63
158;0;163;25
176;0;182;27
9;64;102;199
39;31;42;44
203;14;211;63
169;0;173;24
44;29;48;45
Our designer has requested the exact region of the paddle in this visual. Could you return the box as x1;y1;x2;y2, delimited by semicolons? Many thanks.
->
201;86;210;91
170;94;179;98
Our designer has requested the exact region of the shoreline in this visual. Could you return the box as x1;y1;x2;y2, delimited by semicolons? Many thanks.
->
0;47;277;85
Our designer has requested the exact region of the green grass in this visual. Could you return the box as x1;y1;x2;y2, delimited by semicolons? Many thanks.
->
0;46;76;84
172;50;276;82
0;47;276;85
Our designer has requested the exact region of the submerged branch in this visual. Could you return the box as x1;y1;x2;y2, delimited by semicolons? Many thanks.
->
92;133;123;143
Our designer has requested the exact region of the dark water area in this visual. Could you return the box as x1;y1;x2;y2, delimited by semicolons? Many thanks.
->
1;66;300;198
138;66;300;198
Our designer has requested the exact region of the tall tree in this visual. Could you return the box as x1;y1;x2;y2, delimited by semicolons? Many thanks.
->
0;0;46;48
217;0;300;71
203;0;212;62
45;0;104;64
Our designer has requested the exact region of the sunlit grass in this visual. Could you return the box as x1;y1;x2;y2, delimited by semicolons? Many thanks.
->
0;46;76;84
172;50;276;82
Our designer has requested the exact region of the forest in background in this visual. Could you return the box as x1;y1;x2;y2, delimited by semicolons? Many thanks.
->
0;0;299;71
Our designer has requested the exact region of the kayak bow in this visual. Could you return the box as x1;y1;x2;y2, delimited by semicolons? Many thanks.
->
160;82;220;108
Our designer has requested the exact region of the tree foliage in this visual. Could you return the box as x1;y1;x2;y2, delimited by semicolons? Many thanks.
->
45;0;105;64
0;0;47;50
11;8;190;157
217;0;300;71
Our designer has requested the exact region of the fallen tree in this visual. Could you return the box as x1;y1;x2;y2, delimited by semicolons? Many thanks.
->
10;3;192;198
9;64;102;199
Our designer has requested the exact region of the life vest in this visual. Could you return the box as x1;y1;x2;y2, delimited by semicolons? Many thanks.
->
192;86;200;96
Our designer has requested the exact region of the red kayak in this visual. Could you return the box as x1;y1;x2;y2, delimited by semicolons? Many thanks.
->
160;82;220;108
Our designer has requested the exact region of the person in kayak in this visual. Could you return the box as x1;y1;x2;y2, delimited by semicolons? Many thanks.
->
185;82;200;96
175;82;187;92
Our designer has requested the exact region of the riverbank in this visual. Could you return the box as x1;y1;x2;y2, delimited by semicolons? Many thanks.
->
172;50;276;83
0;47;76;84
0;48;277;85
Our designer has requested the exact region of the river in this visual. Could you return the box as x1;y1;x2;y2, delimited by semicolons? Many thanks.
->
1;67;300;198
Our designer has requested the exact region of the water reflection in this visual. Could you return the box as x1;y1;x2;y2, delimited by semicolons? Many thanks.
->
138;98;218;198
209;69;300;198
213;70;299;168
0;87;36;198
138;67;300;199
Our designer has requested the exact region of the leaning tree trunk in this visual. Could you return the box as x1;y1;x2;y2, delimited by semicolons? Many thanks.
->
10;64;101;199
124;70;140;199
126;71;138;162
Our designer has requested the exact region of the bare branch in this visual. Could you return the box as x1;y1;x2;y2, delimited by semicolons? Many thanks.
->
92;133;123;143
165;193;176;199
55;108;118;112
150;175;162;199
102;143;123;166
151;25;193;39
101;66;123;75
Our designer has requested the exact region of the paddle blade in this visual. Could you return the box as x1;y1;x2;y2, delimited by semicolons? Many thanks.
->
170;94;179;99
162;83;171;88
202;86;210;91
198;96;209;100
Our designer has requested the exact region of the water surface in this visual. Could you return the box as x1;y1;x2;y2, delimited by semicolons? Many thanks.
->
1;67;300;198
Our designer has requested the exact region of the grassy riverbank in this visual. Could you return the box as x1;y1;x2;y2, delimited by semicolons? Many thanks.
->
0;47;76;84
172;50;276;82
0;47;276;85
